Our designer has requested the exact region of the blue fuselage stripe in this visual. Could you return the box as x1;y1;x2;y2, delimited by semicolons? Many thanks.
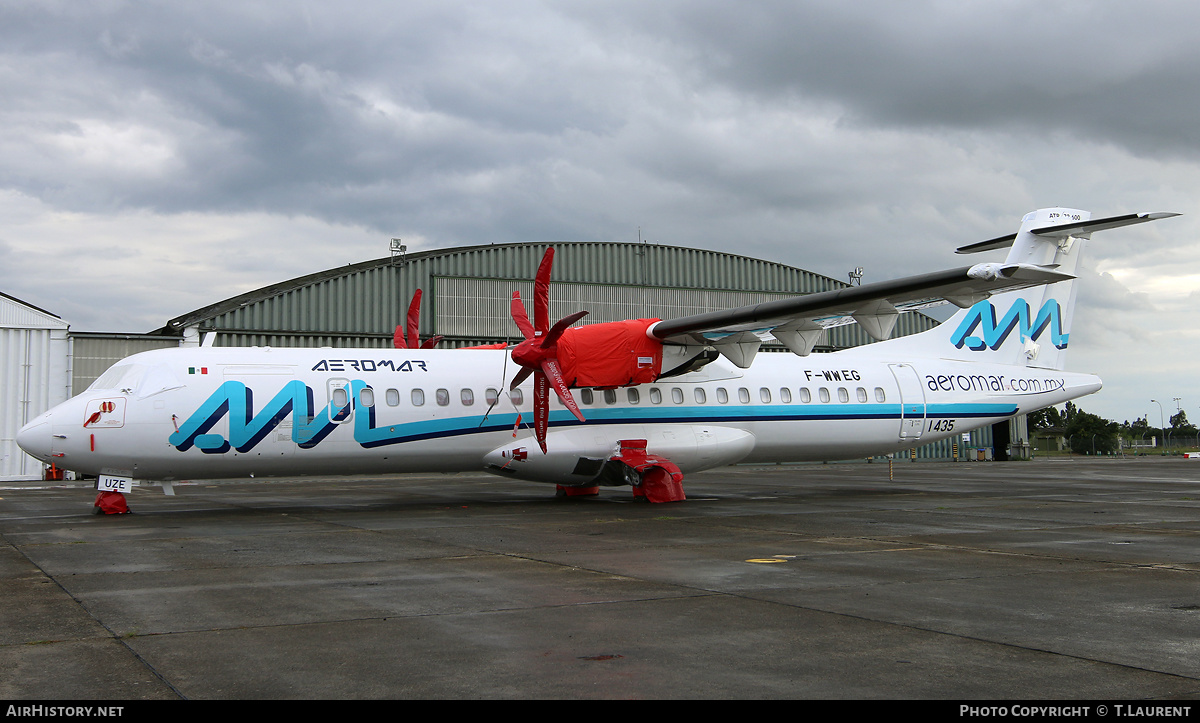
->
356;402;1016;448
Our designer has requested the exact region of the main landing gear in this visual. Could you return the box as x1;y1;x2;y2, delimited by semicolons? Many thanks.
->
555;439;686;503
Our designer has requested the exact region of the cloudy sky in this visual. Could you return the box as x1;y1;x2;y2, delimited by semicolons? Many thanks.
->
3;1;1198;426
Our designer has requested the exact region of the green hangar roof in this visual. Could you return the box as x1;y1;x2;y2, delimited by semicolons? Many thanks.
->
153;241;939;350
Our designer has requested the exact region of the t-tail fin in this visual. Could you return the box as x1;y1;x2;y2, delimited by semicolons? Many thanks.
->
883;208;1177;371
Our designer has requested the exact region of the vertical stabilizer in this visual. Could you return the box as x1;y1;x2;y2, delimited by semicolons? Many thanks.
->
991;207;1091;370
898;208;1176;370
873;208;1176;371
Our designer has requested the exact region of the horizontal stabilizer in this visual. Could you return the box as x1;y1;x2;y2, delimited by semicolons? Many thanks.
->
956;232;1016;255
956;212;1178;254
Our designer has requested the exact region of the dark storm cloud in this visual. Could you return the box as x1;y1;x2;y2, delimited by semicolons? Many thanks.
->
2;0;1199;427
590;1;1200;158
7;0;1196;252
0;2;628;236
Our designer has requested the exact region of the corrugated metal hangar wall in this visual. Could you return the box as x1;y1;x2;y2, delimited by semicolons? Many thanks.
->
153;241;941;351
1;293;70;480
69;333;185;395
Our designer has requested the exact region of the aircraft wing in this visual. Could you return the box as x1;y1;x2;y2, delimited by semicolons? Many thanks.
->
648;262;1072;365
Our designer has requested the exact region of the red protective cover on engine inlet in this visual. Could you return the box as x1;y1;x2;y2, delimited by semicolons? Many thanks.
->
556;319;662;388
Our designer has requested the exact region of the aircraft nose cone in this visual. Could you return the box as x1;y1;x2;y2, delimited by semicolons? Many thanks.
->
16;418;52;462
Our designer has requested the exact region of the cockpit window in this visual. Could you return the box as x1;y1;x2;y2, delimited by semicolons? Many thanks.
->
138;366;184;398
90;364;146;392
89;363;182;398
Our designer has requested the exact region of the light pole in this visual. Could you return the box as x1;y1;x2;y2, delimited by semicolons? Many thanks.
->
1152;399;1166;453
1174;398;1183;448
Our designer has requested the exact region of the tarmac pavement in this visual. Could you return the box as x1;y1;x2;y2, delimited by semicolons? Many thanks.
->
2;456;1199;700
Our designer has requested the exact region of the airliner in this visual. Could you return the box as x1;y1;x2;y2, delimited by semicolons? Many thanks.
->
15;208;1177;503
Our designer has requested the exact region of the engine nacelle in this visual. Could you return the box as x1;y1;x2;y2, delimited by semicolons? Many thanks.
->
556;319;664;388
482;424;755;485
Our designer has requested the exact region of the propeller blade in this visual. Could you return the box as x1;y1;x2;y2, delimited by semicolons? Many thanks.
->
541;358;585;422
509;366;534;391
542;310;589;348
392;325;405;349
506;246;590;455
534;372;549;453
420;335;444;349
406;290;423;349
511;291;535;340
534;248;553;333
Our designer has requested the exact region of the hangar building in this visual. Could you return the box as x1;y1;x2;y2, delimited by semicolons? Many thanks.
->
151;241;939;350
1;293;70;480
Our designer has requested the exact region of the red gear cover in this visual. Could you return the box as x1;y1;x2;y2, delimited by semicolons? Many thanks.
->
613;439;685;503
93;491;129;515
556;319;663;388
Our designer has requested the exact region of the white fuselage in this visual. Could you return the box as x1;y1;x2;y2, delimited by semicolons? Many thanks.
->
16;344;1100;484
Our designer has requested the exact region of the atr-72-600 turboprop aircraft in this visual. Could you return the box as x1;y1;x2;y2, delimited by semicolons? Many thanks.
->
16;208;1177;503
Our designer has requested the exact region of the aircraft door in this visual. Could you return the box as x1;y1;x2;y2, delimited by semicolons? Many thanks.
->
889;363;926;441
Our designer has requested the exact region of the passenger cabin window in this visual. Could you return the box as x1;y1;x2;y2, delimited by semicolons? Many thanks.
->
857;387;868;403
411;389;425;406
799;388;811;403
604;389;618;405
760;387;771;403
581;389;594;405
386;388;400;407
819;388;830;403
436;388;450;406
875;387;887;403
332;387;349;409
838;387;850;403
359;387;375;407
485;388;499;406
738;388;750;404
671;388;684;404
510;388;524;406
780;388;792;404
650;388;662;404
717;388;729;404
694;388;707;404
627;388;640;404
461;389;474;406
